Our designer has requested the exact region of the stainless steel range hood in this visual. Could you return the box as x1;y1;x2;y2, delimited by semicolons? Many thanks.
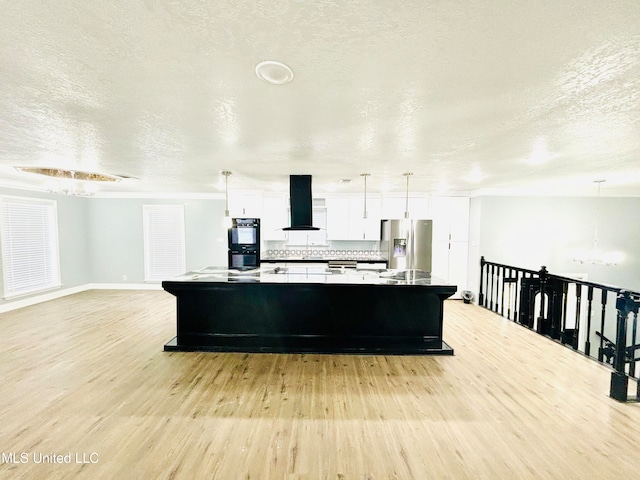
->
283;175;320;231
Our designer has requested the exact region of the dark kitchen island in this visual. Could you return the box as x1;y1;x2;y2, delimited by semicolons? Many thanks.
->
163;266;456;355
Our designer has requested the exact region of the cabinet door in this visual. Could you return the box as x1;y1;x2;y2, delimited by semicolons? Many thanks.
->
229;193;262;218
430;196;470;298
361;196;382;240
447;197;470;241
408;196;430;219
261;196;288;240
431;196;469;242
448;241;469;299
381;196;406;219
327;196;381;240
348;198;374;240
431;240;450;282
326;197;350;240
381;195;430;219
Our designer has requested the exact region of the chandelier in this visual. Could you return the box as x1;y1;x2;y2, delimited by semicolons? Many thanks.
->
572;180;624;266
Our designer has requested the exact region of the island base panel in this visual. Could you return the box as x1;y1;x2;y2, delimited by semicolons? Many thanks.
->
164;335;453;355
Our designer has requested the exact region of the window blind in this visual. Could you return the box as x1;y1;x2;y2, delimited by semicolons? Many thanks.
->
143;205;186;281
0;196;61;298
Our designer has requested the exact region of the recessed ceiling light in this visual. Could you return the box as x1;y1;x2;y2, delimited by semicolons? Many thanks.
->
255;60;294;85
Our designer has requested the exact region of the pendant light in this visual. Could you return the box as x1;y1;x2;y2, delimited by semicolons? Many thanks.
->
360;173;370;240
403;172;413;219
572;180;623;266
361;173;370;219
221;171;232;228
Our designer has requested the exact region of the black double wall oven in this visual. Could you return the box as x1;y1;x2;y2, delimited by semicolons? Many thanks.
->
228;218;260;270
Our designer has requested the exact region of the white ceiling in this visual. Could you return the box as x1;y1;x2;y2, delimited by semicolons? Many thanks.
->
0;1;639;197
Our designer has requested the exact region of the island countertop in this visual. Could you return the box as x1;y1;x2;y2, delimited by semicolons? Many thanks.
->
165;265;450;287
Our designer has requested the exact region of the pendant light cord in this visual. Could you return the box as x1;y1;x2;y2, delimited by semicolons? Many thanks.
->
403;173;412;219
222;171;232;217
361;173;369;219
593;180;604;250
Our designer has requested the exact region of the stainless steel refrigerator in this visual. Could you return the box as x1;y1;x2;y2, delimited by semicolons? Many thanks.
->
380;219;433;272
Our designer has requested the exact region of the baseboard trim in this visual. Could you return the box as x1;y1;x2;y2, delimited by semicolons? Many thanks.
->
85;283;163;291
0;283;163;313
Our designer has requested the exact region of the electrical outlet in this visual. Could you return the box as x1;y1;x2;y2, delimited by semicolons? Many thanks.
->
123;275;128;281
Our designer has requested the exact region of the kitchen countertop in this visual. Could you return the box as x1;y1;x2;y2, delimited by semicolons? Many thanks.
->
260;256;388;263
168;265;447;286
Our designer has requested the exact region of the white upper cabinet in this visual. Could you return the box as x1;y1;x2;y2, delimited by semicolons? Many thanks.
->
326;195;381;240
325;197;350;240
348;195;381;240
381;195;430;220
261;195;288;240
229;193;262;218
257;192;470;247
430;196;469;242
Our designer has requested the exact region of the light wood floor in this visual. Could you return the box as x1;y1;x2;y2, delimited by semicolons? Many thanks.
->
0;290;639;479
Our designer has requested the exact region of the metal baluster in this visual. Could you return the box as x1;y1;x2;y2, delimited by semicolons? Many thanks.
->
479;257;485;307
488;264;494;312
573;284;582;350
527;273;535;329
631;309;638;378
598;289;607;362
500;266;506;317
514;270;520;323
561;281;569;343
585;286;593;357
506;268;512;320
549;289;558;339
493;265;500;313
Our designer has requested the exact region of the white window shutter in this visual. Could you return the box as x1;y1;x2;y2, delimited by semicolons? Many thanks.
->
0;196;61;298
143;205;186;281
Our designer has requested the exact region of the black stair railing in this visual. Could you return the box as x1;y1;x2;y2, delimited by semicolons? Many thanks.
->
478;257;640;402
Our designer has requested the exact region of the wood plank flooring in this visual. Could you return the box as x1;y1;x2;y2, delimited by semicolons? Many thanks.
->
0;290;639;479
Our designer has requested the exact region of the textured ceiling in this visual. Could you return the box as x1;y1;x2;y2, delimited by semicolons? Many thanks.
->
0;1;639;196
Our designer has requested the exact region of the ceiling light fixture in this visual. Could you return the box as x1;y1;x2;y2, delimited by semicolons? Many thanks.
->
15;166;122;183
403;172;413;219
573;180;624;266
221;171;233;228
255;60;294;85
15;166;122;196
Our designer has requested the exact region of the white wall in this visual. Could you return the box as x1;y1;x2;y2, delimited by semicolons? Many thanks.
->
88;198;228;283
470;196;640;292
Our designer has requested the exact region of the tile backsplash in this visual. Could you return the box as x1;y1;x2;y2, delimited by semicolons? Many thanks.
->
264;239;381;257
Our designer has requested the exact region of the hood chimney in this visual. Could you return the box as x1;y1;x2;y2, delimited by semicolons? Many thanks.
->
283;175;320;231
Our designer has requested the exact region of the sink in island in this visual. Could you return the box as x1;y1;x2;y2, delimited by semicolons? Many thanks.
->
163;266;456;355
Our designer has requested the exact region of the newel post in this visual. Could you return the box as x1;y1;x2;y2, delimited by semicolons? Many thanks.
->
536;266;548;334
479;256;486;306
610;291;633;401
